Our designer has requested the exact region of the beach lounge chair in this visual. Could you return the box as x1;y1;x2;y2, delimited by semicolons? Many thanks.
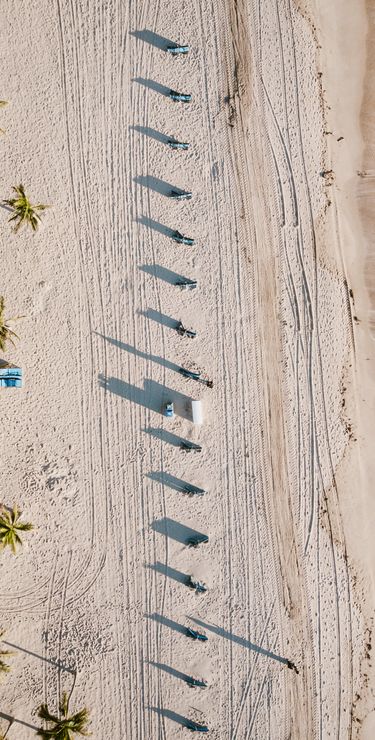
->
166;45;190;55
168;141;190;150
179;367;200;380
186;677;208;688
172;231;195;246
180;441;202;452
0;367;23;388
177;322;196;338
169;90;192;102
186;720;209;732
187;534;209;547
169;191;192;200
175;279;197;290
187;576;207;593
186;627;208;641
182;485;206;497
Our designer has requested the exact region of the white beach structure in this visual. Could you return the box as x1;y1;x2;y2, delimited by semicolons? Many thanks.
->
191;399;203;425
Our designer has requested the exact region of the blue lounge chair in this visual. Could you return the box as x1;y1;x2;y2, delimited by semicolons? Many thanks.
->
169;90;192;102
172;232;195;245
169;191;192;200
0;367;23;388
166;45;190;55
168;141;190;150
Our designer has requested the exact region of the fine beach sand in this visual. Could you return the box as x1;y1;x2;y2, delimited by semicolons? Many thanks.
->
0;0;374;738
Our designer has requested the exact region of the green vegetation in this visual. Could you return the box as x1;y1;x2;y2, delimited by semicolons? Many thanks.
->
0;506;33;554
36;692;90;739
0;296;22;352
3;184;50;232
0;630;13;676
0;100;8;135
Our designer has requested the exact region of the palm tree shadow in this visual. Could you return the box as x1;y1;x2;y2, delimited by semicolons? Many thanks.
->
0;712;39;733
3;640;75;674
130;30;175;50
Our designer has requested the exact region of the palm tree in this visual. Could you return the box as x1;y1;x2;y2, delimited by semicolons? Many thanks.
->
0;506;33;554
0;630;13;676
36;692;90;738
0;296;22;352
3;184;50;232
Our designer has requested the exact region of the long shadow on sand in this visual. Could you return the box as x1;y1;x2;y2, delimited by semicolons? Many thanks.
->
151;517;206;544
147;561;188;585
3;640;75;674
139;264;194;285
143;427;197;449
133;77;171;98
95;334;181;373
149;661;192;684
130;30;175;50
146;612;187;636
147;471;194;493
139;308;179;330
130;125;175;146
0;712;39;733
136;215;175;238
99;375;192;420
134;175;179;196
189;617;293;667
149;707;192;728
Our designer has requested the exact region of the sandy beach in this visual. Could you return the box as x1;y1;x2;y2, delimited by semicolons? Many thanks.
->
0;0;374;737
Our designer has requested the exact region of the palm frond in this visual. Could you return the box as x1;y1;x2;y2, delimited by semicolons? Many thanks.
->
2;185;50;232
59;692;69;719
37;704;61;725
0;506;33;553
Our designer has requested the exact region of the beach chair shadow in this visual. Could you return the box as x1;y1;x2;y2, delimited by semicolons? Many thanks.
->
136;214;174;237
143;427;194;448
146;612;187;636
134;175;178;196
139;264;192;285
139;308;179;330
133;77;171;98
98;375;192;420
149;707;191;728
149;661;191;684
130;30;175;50
130;125;174;145
151;517;206;544
147;471;193;492
147;561;188;585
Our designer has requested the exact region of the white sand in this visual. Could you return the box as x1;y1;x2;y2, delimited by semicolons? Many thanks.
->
0;0;373;737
